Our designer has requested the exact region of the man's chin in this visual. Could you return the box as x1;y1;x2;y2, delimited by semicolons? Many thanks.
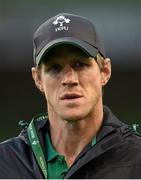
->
60;113;87;122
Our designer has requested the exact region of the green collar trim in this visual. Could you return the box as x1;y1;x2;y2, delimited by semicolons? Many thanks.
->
91;136;96;146
46;133;58;162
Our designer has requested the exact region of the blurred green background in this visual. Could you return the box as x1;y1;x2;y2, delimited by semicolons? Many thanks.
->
0;0;141;141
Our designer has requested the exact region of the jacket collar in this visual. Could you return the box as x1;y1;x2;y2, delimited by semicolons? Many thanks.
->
32;112;48;131
33;106;129;154
96;105;124;142
33;106;130;150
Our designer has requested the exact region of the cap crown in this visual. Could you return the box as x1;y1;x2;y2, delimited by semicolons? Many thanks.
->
33;13;105;65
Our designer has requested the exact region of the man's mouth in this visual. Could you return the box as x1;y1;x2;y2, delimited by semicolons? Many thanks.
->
60;93;83;100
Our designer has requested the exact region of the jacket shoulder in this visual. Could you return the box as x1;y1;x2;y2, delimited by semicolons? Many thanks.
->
0;136;43;178
0;136;29;156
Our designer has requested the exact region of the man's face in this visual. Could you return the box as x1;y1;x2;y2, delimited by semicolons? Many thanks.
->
33;45;111;121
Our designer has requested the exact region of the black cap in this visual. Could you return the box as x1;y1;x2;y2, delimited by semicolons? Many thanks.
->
33;13;105;65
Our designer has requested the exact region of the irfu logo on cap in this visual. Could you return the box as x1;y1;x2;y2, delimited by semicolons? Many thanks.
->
53;15;70;32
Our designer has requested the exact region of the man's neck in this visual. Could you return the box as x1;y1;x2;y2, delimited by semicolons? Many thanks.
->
47;106;103;167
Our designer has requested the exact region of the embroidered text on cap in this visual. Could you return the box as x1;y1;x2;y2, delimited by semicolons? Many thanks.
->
53;15;71;32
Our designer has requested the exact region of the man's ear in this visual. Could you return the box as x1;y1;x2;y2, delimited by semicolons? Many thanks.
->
101;58;111;86
31;67;44;92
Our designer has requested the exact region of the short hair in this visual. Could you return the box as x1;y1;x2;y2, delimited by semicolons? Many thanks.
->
95;53;105;71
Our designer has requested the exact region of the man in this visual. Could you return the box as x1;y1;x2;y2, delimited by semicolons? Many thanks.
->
0;13;141;179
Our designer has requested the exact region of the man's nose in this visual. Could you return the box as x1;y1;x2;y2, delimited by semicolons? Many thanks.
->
61;66;79;87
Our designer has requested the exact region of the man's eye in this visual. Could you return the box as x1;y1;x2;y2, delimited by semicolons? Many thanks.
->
74;61;88;69
46;64;62;74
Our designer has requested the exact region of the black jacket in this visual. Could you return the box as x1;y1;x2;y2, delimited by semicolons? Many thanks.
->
0;106;141;179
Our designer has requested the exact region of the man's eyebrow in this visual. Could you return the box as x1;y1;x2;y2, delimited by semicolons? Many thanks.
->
43;56;57;64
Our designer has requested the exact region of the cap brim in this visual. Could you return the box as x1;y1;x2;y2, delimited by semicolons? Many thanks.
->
35;37;98;65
